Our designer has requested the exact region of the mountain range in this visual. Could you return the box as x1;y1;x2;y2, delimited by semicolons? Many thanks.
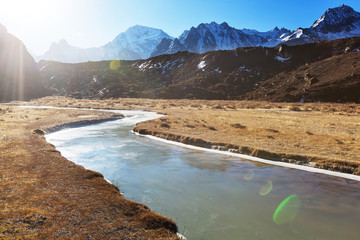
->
36;4;360;63
36;25;173;63
153;4;360;56
38;36;360;103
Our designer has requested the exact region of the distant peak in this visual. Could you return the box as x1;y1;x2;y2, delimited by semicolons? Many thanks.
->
173;38;181;44
129;24;148;29
121;25;173;39
197;23;206;28
125;25;164;33
58;39;69;45
126;25;149;31
270;26;280;32
327;3;354;13
196;21;232;29
220;22;230;27
49;39;70;50
198;22;218;27
311;4;360;29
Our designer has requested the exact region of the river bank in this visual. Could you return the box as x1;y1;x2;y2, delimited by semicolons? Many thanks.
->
23;96;360;176
0;105;179;239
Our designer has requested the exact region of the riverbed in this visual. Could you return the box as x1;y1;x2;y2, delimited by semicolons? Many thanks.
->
46;110;360;240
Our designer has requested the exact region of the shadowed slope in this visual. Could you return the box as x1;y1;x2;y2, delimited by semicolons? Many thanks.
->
0;24;49;101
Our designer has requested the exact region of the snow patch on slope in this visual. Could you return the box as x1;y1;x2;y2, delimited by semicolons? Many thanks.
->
275;56;291;62
197;61;206;70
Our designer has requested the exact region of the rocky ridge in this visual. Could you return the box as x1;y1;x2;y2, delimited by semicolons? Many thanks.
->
39;36;360;103
152;4;360;57
282;4;360;46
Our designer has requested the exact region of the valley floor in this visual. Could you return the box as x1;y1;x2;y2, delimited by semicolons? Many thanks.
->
27;96;360;175
1;96;360;238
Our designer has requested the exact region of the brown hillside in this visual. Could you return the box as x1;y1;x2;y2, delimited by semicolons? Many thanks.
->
39;37;360;102
247;50;360;102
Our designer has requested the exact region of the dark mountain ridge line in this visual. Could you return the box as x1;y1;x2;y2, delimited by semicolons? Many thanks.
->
39;36;360;103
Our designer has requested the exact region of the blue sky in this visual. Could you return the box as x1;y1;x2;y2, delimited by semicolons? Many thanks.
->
0;0;359;55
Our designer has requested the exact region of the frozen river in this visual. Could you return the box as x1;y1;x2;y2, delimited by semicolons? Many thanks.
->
46;110;360;240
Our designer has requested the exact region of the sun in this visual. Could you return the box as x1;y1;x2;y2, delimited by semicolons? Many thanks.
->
0;0;59;21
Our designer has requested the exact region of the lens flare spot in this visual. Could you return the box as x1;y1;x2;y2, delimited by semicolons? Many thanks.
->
110;60;121;70
259;180;273;196
243;169;254;181
273;194;301;225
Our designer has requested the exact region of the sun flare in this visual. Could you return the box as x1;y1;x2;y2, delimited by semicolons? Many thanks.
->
0;0;58;21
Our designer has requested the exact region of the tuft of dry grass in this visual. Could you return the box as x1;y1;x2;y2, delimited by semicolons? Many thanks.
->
231;123;247;129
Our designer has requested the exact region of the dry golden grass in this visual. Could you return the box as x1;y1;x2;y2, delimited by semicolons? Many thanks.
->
0;105;179;239
3;96;359;238
23;96;360;174
137;106;360;173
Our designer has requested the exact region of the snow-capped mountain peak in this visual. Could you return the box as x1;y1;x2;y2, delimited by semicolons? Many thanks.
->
111;25;173;59
151;21;270;57
240;26;291;47
37;4;360;62
179;21;265;53
37;25;174;62
311;4;360;31
281;4;360;46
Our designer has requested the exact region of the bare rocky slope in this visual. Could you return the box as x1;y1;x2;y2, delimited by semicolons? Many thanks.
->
246;50;360;102
247;37;360;102
39;37;360;103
